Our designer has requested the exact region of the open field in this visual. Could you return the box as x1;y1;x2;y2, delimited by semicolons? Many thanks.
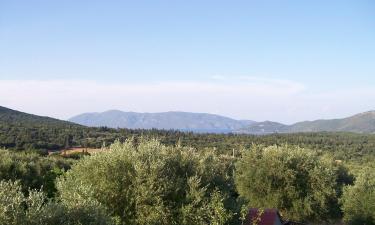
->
49;147;104;155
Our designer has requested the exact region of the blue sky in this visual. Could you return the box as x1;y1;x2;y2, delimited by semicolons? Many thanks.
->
0;0;375;123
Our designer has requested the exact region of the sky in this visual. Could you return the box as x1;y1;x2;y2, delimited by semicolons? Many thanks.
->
0;0;374;124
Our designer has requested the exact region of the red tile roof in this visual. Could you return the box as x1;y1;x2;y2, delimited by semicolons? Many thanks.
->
244;208;282;225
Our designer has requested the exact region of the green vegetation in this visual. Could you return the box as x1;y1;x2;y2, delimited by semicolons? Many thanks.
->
341;167;375;225
0;138;373;224
235;145;349;222
1;106;375;224
0;180;113;225
57;139;235;225
0;149;72;197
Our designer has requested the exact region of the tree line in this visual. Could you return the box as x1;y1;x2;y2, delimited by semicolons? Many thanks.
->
2;119;375;162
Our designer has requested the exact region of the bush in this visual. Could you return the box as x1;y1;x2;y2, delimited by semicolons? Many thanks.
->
57;139;235;225
235;145;342;222
0;180;114;225
341;167;375;225
0;149;72;197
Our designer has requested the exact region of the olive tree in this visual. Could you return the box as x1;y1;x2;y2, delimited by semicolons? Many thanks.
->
341;167;375;225
235;145;341;222
57;139;235;225
0;180;113;225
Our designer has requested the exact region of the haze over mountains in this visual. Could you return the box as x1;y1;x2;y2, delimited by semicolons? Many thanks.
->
69;109;375;134
69;110;255;133
1;105;375;134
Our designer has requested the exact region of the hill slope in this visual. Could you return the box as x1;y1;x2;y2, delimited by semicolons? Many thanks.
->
69;110;254;133
238;111;375;134
0;106;84;150
288;111;375;133
0;106;79;127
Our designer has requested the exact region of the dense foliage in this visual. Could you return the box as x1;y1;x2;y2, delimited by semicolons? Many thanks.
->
235;145;348;222
0;180;114;225
341;166;375;225
57;139;236;225
0;149;72;197
0;137;374;224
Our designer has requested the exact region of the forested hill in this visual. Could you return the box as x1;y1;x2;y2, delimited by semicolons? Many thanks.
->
238;111;375;134
0;106;86;150
0;106;187;151
0;106;80;127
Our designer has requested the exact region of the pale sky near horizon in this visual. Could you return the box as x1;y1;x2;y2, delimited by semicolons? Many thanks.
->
0;0;375;124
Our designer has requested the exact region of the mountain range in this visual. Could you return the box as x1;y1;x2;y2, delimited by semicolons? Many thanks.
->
1;105;375;134
69;109;375;134
69;110;255;133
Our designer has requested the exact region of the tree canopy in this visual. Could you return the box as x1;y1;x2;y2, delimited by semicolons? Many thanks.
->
0;134;373;225
57;139;236;225
235;145;345;222
341;166;375;225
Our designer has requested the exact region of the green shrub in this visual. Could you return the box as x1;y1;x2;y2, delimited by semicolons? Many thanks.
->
0;180;114;225
0;149;72;197
235;145;342;222
57;139;235;225
341;167;375;225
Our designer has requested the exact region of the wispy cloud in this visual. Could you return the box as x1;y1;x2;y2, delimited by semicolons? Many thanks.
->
0;78;373;123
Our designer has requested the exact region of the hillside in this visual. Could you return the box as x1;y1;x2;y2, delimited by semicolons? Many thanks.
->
0;106;86;150
238;111;375;134
287;111;375;133
0;106;79;127
69;110;255;133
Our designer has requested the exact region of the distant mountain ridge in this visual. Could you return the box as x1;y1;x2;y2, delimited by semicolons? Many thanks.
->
2;105;374;134
69;110;255;133
70;110;375;134
238;111;375;134
235;121;287;134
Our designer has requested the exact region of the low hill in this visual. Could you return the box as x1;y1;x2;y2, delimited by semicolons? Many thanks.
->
0;106;85;150
235;121;288;134
288;111;375;133
238;111;375;134
0;106;79;127
69;110;255;133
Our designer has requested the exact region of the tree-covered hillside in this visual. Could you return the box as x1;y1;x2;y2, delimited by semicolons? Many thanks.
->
0;106;79;127
2;106;375;162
